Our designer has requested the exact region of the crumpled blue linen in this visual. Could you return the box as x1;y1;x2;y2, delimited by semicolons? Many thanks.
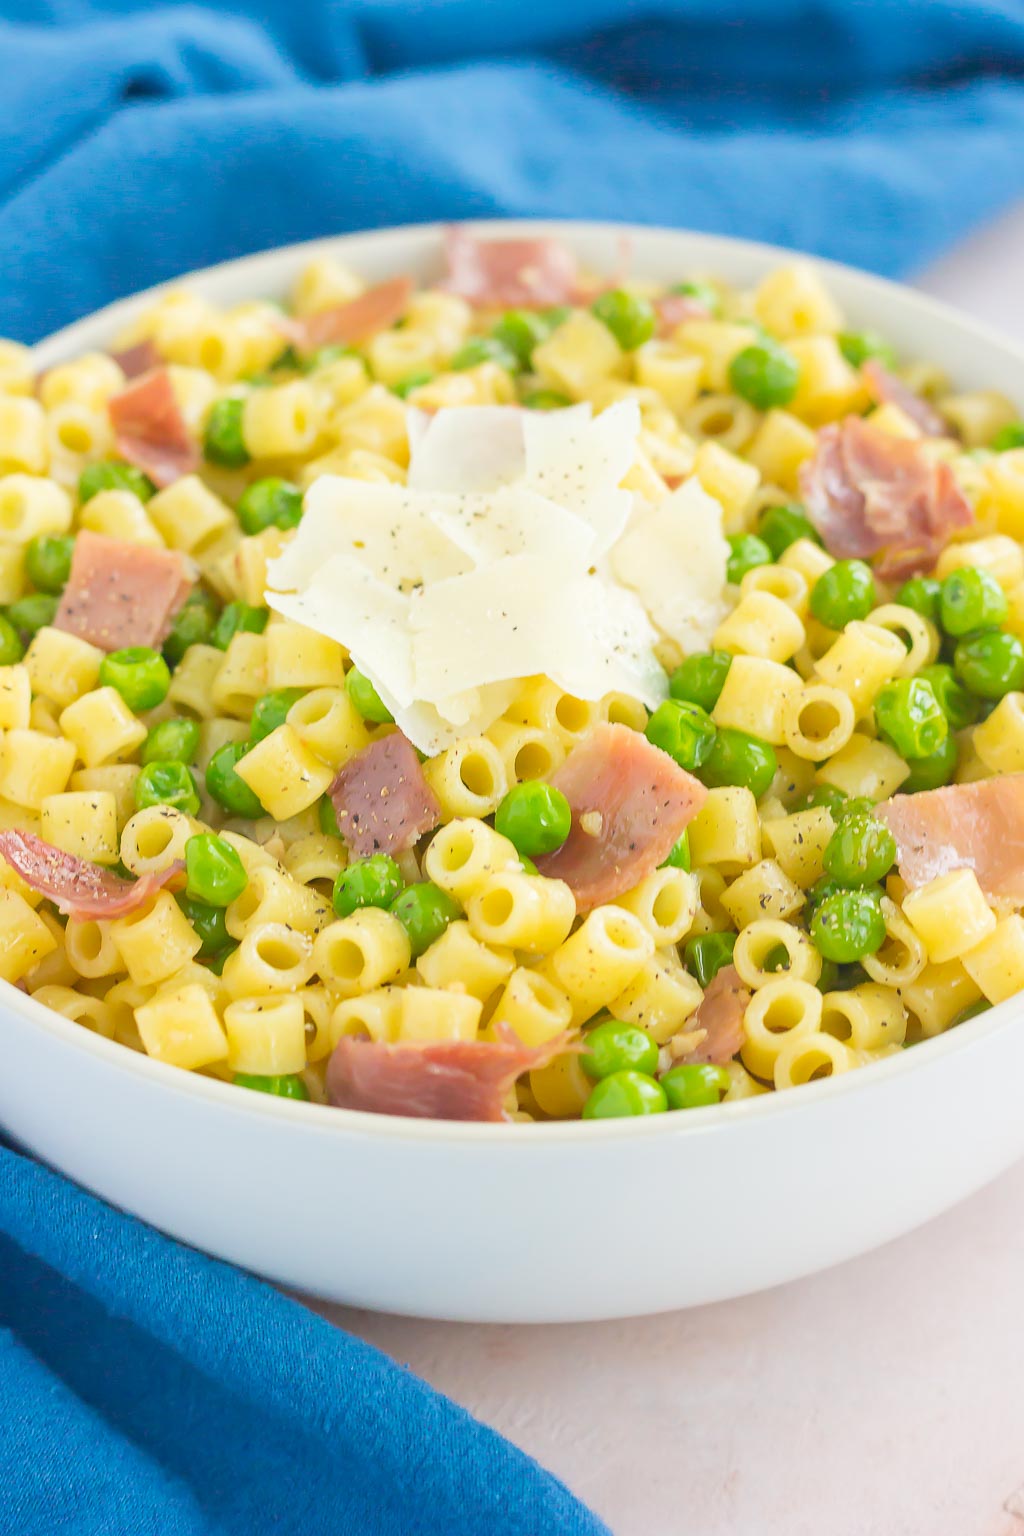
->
3;3;1024;1532
4;0;1024;340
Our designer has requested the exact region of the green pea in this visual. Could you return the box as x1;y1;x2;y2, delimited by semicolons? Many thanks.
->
175;893;229;957
393;370;434;399
757;504;822;560
390;882;460;959
141;716;201;765
582;1070;667;1119
541;306;571;331
916;663;979;730
591;289;656;351
204;397;250;468
661;1062;730;1110
581;1019;659;1081
806;874;845;917
645;699;717;772
233;1073;309;1101
726;533;773;585
669;650;732;712
990;423;1024;453
491;310;551;368
163;589;219;666
0;614;24;665
7;593;58;637
954;629;1024;699
837;330;897;370
809;559;876;629
818;959;869;993
660;832;690;871
249;687;305;745
810;887;886;962
450;336;518;372
212;602;267;651
345;666;393;724
836;795;876;822
494;781;572;857
205;741;264;818
900;732;958;792
874;676;948;760
763;943;791;974
333;854;405;919
953;998;992;1025
134;761;201;817
25;534;74;595
669;279;720;315
303;344;357;372
799;784;848;816
895;577;941;624
939;567;1008;636
684;931;737;987
319;795;342;839
206;944;238;977
520;388;572;411
822;813;896;886
236;477;303;536
185;832;248;907
700;727;777;797
78;459;155;505
729;341;800;409
99;645;171;711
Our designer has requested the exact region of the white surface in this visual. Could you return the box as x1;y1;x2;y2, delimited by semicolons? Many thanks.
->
11;223;1024;1329
312;208;1024;1531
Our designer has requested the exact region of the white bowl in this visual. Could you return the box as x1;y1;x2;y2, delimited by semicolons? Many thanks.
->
4;221;1024;1323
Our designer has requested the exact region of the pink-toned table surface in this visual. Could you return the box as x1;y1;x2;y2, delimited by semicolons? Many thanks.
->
311;208;1024;1536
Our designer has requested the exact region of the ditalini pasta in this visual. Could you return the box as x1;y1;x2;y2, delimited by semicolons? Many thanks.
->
2;228;1023;1122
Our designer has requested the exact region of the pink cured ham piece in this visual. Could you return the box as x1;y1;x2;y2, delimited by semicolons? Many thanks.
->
862;359;949;439
108;367;199;487
329;732;441;859
109;339;162;379
0;830;183;920
441;227;579;309
679;965;750;1065
534;724;708;911
654;292;710;335
877;776;1024;906
54;530;195;651
295;277;413;353
799;414;972;580
326;1025;569;1122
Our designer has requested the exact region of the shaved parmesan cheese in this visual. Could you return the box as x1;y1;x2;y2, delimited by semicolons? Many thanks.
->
266;400;728;753
407;406;526;494
611;477;731;653
523;399;638;556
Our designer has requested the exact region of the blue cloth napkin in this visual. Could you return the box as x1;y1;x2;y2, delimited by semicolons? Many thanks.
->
3;2;1024;1531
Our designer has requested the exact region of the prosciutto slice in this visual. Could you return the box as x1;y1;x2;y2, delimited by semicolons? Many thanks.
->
0;830;183;920
799;415;972;580
326;1024;568;1122
441;227;579;310
295;277;412;354
108;366;199;487
654;292;710;335
329;732;441;858
679;965;749;1065
109;339;162;380
877;776;1024;906
862;359;949;439
55;531;195;651
534;724;707;911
